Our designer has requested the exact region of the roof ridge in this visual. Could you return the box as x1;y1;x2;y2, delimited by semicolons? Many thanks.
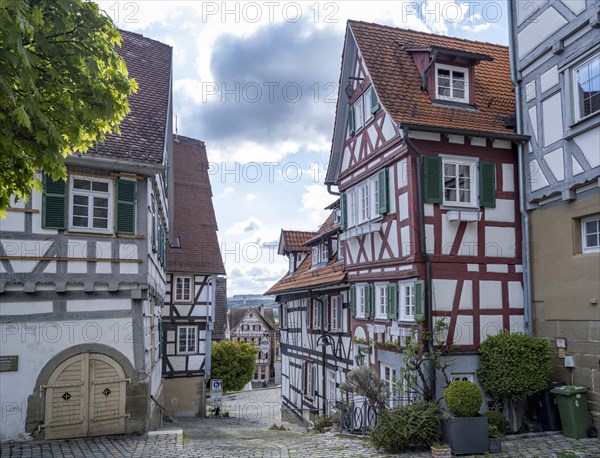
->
347;19;508;49
118;29;173;49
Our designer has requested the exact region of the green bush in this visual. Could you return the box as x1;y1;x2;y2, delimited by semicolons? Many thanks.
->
488;425;502;438
485;410;509;435
370;401;442;453
477;331;551;401
443;381;482;417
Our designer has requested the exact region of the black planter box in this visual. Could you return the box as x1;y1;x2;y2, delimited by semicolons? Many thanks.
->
442;417;489;455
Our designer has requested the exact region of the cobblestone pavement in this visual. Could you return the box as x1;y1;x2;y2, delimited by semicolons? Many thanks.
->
1;387;599;457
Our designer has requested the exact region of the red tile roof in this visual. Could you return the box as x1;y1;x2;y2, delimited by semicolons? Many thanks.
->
88;30;172;165
167;136;226;275
304;212;340;246
349;20;515;135
281;230;317;253
265;253;346;296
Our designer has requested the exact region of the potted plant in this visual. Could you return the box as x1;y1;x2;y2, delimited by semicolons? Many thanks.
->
488;425;503;453
485;410;508;453
477;331;551;432
441;380;489;455
430;443;451;458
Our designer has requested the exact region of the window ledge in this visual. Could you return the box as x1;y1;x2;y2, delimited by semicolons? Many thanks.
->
432;100;477;111
565;114;600;140
341;220;383;240
446;210;481;222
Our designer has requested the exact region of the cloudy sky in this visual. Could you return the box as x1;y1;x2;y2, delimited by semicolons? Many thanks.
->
97;1;511;296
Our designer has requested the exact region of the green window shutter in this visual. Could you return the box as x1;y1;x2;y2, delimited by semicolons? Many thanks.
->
159;224;164;265
378;168;389;214
371;86;380;113
151;200;156;250
367;284;375;318
423;156;442;204
414;280;425;321
158;319;163;358
479;161;496;208
350;286;356;317
348;105;355;136
340;192;347;230
387;283;398;319
42;174;67;229
116;178;136;234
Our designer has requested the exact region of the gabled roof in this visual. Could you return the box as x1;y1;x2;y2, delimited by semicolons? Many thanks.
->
228;306;275;332
87;30;172;165
349;20;514;134
167;136;226;274
278;230;317;255
305;212;340;246
265;251;346;296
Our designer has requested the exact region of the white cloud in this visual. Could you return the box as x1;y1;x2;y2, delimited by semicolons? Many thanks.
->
246;193;256;201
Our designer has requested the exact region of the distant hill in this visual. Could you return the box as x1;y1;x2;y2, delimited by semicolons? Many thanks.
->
227;294;277;309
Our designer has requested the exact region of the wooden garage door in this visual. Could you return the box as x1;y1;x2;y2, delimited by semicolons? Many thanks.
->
44;353;128;439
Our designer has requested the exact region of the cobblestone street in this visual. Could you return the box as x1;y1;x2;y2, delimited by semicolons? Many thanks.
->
1;387;599;457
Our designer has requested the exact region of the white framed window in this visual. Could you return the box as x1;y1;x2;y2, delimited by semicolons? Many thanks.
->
451;373;474;382
288;253;295;274
436;63;469;103
305;363;317;397
331;295;343;331
69;176;113;232
355;96;365;130
399;282;415;321
375;284;388;319
356;284;367;318
313;300;321;330
253;324;261;331
371;175;380;219
381;364;401;406
321;243;329;263
359;183;370;223
573;52;600;122
311;246;319;265
338;239;345;261
177;326;197;354
348;189;357;227
582;215;600;253
174;276;193;302
443;158;477;207
327;369;337;411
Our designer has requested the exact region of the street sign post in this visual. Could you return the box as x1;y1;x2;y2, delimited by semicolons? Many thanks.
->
210;378;223;411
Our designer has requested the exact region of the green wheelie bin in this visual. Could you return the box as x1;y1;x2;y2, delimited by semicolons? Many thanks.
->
550;385;592;439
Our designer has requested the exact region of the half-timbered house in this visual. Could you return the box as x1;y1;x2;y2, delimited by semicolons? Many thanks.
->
227;306;276;385
325;21;529;401
0;31;172;440
266;212;350;425
162;136;226;417
508;0;600;427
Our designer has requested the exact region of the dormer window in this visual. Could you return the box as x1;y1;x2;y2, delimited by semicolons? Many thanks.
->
436;63;468;103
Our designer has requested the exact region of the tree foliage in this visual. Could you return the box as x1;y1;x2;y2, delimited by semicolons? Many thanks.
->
401;318;454;401
477;331;551;432
211;340;256;393
0;0;136;214
339;365;389;410
477;331;551;400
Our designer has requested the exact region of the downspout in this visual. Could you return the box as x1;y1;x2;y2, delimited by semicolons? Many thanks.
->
401;126;436;401
508;1;533;336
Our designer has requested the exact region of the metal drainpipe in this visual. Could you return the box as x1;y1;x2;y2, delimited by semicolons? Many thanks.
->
401;126;436;401
508;1;533;336
327;183;341;196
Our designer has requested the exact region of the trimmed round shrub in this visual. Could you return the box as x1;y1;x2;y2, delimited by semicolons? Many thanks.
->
485;410;509;435
370;401;442;453
443;380;482;417
477;331;551;401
